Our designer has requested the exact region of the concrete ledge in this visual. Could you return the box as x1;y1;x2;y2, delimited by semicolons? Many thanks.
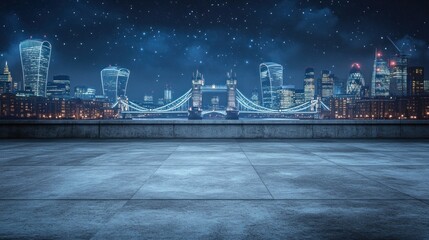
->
0;120;428;138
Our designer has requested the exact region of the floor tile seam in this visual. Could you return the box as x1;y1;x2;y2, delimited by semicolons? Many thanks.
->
313;152;428;204
88;200;129;240
128;144;182;200
238;144;274;200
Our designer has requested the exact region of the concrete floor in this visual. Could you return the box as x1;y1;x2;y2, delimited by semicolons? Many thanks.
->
0;139;428;239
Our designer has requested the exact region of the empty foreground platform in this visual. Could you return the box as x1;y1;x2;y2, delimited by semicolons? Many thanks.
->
1;139;428;239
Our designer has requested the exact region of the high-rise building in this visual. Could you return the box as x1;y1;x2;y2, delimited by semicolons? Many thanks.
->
304;67;315;102
74;86;96;100
321;70;334;100
100;66;130;104
19;39;52;97
425;80;429;94
371;50;391;97
260;62;283;109
294;89;305;105
164;85;172;104
389;56;408;96
407;67;424;96
47;75;71;98
278;85;295;109
0;62;13;94
346;63;365;98
333;76;345;95
251;88;259;105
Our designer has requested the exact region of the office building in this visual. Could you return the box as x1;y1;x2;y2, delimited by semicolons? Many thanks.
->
260;62;283;109
389;56;408;96
407;67;424;96
295;89;305;105
371;50;390;97
346;63;365;98
47;75;71;98
164;85;172;104
19;39;52;97
321;70;334;100
304;67;315;102
0;62;13;94
101;66;130;104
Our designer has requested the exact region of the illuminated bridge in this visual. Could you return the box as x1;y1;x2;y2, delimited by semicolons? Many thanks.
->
117;71;330;119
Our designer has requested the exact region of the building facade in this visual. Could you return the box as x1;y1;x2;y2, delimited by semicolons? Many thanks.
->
304;67;315;102
19;39;52;97
0;62;13;94
389;55;408;96
260;62;283;109
278;85;295;109
100;66;130;104
74;86;96;100
47;75;71;98
321;70;334;100
407;67;424;96
371;51;391;97
346;63;365;98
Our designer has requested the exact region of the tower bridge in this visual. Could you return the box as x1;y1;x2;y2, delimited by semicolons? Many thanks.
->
118;70;330;119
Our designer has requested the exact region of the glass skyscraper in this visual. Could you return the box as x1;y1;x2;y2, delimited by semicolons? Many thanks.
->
260;62;283;109
321;70;334;100
101;66;130;104
389;55;408;96
19;39;52;97
371;51;390;97
304;67;315;102
347;63;365;97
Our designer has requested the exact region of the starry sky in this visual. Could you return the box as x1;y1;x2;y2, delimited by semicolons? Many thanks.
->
0;0;428;101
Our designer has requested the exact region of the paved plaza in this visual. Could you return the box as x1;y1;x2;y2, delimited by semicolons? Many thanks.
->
0;139;428;239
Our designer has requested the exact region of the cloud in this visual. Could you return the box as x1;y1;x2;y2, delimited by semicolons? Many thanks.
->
296;8;338;37
393;35;427;59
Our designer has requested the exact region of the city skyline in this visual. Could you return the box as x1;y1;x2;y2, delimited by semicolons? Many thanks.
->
0;0;428;101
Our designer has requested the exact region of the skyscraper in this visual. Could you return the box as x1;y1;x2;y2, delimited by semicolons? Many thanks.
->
304;67;315;102
407;67;424;96
19;39;52;97
100;66;130;104
333;76;345;95
321;70;334;100
346;63;365;97
164;85;172;104
389;56;408;96
260;62;283;109
371;50;391;97
0;62;13;94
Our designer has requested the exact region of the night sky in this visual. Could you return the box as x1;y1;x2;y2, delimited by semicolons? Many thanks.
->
0;0;428;101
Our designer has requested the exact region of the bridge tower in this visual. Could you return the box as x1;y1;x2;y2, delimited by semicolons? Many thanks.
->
226;70;239;120
188;70;204;120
